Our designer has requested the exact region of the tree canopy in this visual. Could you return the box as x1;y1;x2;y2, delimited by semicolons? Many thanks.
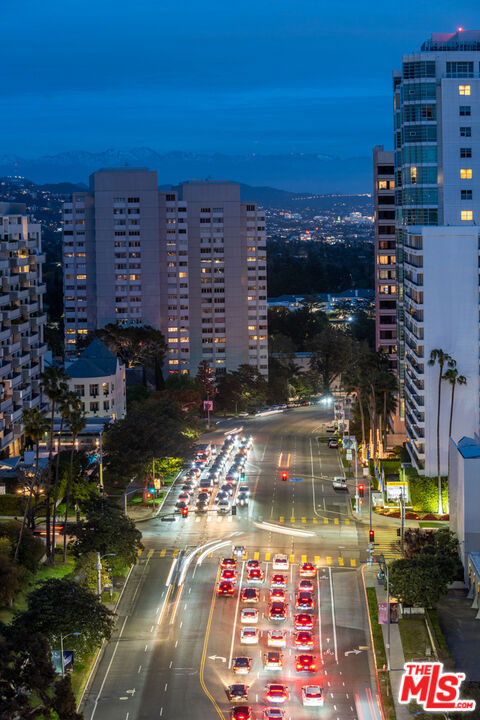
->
389;555;457;608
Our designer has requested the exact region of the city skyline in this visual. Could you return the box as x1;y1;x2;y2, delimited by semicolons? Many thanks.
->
2;1;479;162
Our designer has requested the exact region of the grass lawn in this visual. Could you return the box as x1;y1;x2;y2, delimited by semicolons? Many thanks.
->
398;617;431;661
70;648;98;700
366;587;396;720
418;520;448;528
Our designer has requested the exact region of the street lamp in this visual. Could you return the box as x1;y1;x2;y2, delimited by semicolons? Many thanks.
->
96;429;104;492
96;552;116;601
59;631;81;678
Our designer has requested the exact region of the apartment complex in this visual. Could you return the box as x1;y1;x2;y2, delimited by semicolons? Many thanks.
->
0;203;47;455
373;146;397;372
63;170;268;376
394;30;480;475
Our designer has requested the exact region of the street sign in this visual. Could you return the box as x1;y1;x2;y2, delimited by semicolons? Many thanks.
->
203;400;213;410
51;650;74;674
289;477;303;482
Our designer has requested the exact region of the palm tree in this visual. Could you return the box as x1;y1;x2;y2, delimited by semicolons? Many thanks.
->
443;368;467;440
63;403;86;562
428;349;455;514
40;366;69;561
51;391;79;564
14;407;49;561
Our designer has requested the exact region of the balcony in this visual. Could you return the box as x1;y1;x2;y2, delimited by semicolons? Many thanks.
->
0;363;12;379
5;407;23;425
2;306;21;322
30;312;47;328
0;430;14;449
405;335;424;359
12;319;30;334
23;394;41;410
405;384;424;409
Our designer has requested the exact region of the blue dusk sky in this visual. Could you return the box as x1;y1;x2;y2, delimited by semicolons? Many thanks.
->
2;0;480;158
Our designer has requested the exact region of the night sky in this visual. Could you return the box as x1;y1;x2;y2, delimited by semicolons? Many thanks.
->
2;0;480;158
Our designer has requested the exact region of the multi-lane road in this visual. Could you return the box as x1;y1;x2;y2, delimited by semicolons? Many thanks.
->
80;406;383;720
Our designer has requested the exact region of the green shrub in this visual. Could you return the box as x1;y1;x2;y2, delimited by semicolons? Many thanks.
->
0;521;45;572
0;494;23;516
408;474;448;512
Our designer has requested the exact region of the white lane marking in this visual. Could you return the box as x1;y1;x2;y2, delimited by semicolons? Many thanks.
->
137;665;142;674
175;640;178;648
169;660;173;668
160;708;163;717
317;569;323;658
328;566;339;664
164;683;168;691
150;626;154;632
89;615;128;720
144;645;148;652
310;438;321;518
165;558;177;587
125;713;129;720
179;621;183;629
228;560;245;669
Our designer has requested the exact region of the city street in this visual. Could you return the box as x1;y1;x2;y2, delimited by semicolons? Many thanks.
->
80;406;383;720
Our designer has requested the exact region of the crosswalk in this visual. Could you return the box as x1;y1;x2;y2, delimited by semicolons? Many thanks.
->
138;546;358;568
174;514;352;525
370;527;402;560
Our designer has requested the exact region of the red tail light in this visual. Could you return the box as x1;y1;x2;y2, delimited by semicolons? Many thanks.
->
310;664;316;669
296;663;302;669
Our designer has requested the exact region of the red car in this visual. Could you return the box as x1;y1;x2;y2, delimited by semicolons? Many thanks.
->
221;569;238;583
246;559;260;570
270;574;287;588
217;581;235;596
294;630;314;649
266;684;289;704
231;707;252;720
295;592;314;610
247;568;264;584
241;588;259;603
269;602;287;621
269;588;286;602
294;613;313;629
299;562;316;578
298;579;314;593
296;654;317;672
221;557;237;569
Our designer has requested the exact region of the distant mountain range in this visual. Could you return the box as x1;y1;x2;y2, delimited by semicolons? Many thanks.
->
0;148;372;194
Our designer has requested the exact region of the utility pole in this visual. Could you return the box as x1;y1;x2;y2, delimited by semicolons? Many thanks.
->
400;491;405;557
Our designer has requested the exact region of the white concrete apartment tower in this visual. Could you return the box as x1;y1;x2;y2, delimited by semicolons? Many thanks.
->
394;30;480;475
63;172;268;377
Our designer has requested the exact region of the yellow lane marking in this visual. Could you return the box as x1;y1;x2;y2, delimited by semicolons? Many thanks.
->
279;516;284;523
265;553;271;561
339;556;344;566
172;549;179;557
254;551;259;561
159;549;166;557
345;518;350;525
313;518;317;524
199;567;225;719
286;453;291;468
137;548;143;557
314;555;320;565
334;518;339;525
326;556;332;565
289;554;295;563
290;516;295;523
147;548;154;559
301;554;307;563
278;452;283;468
301;517;306;524
350;558;356;567
323;517;329;524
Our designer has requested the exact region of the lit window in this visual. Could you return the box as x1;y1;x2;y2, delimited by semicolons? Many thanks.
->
78;329;88;334
66;329;76;335
248;325;256;330
168;327;178;332
178;272;188;278
461;210;473;221
377;180;388;189
460;169;473;179
410;167;417;184
459;85;471;96
76;274;86;280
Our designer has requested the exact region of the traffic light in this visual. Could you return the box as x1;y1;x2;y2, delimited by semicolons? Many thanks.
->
358;484;364;498
281;471;288;481
231;506;237;516
181;507;189;517
369;529;375;542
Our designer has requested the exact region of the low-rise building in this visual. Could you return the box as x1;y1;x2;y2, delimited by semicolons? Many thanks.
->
66;338;126;420
449;435;480;578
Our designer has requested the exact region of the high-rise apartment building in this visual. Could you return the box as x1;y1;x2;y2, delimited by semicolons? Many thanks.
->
0;203;47;455
373;147;397;372
63;170;268;376
394;30;480;475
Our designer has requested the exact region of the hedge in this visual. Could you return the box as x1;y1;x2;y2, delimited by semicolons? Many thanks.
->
408;473;448;513
0;494;23;516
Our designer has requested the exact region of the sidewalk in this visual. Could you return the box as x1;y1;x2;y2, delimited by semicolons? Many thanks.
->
364;564;410;720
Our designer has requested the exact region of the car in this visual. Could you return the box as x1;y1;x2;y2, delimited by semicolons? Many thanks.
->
177;492;191;503
294;613;313;629
294;630;314;649
227;684;249;702
217;500;231;515
267;630;287;648
221;557;237;569
332;476;348;490
270;574;287;588
240;627;259;645
299;562;316;578
197;492;210;503
298;579;314;593
272;554;289;570
233;545;247;559
230;706;252;720
269;588;286;602
241;608;258;624
221;568;238;583
265;684;289;704
247;568;264;584
214;492;228;505
217;581;235;596
175;500;188;511
328;438;339;448
246;559;260;570
199;480;213;491
195;502;208;514
238;486;251;497
220;483;235;496
181;484;194;492
296;654;317;672
326;424;336;433
269;602;287;621
233;656;252;675
262;710;287;720
301;685;324;707
241;588;259;603
263;651;283;670
296;592;314;610
237;494;249;507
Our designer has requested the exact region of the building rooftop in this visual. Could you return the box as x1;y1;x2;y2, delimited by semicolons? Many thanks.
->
456;435;480;459
66;338;119;379
421;30;480;52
